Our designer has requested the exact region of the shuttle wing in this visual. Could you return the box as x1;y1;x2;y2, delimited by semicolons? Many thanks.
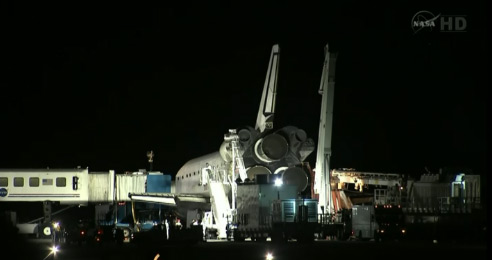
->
128;192;177;206
255;44;280;133
128;192;210;206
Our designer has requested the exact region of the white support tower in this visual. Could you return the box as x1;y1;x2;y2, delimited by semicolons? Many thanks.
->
223;129;248;211
225;129;248;183
314;44;337;215
199;163;232;239
202;128;249;240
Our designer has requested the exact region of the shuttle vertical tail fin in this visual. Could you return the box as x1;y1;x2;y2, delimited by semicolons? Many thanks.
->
255;44;280;133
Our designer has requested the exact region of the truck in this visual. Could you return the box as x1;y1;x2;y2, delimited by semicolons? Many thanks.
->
324;169;484;243
351;204;406;242
231;181;319;242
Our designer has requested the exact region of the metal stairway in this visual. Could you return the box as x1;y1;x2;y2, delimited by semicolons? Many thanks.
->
208;182;231;239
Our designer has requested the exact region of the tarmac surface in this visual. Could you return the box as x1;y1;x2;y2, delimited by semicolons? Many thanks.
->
9;237;487;260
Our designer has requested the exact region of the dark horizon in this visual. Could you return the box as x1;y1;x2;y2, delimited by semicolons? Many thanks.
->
3;3;487;187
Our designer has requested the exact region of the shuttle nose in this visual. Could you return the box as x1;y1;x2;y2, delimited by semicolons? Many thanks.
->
254;133;289;162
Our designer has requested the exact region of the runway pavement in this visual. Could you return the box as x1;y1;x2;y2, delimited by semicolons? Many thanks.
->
11;237;486;260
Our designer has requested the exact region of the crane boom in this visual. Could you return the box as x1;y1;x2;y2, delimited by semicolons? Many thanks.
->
314;44;337;214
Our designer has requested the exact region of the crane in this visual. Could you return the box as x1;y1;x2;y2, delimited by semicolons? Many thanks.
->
314;44;337;216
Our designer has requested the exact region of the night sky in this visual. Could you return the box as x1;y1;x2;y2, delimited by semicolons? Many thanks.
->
3;2;487;189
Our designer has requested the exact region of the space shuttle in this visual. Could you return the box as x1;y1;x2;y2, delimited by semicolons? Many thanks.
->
130;45;315;235
172;44;314;211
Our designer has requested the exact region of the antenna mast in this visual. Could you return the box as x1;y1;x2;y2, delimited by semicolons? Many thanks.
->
147;150;154;171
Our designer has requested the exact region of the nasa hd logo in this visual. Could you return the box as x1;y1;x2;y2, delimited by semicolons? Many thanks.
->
411;10;467;34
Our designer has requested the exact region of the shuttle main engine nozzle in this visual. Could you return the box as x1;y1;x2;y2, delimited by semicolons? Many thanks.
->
282;167;308;193
254;133;289;163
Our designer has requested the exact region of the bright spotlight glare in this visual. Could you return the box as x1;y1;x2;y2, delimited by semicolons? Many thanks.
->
274;178;283;187
266;252;274;260
43;245;60;260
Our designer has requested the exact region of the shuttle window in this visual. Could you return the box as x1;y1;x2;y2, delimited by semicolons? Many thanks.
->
42;179;53;185
0;177;7;187
14;177;24;187
56;177;66;187
194;172;196;175
29;177;40;187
